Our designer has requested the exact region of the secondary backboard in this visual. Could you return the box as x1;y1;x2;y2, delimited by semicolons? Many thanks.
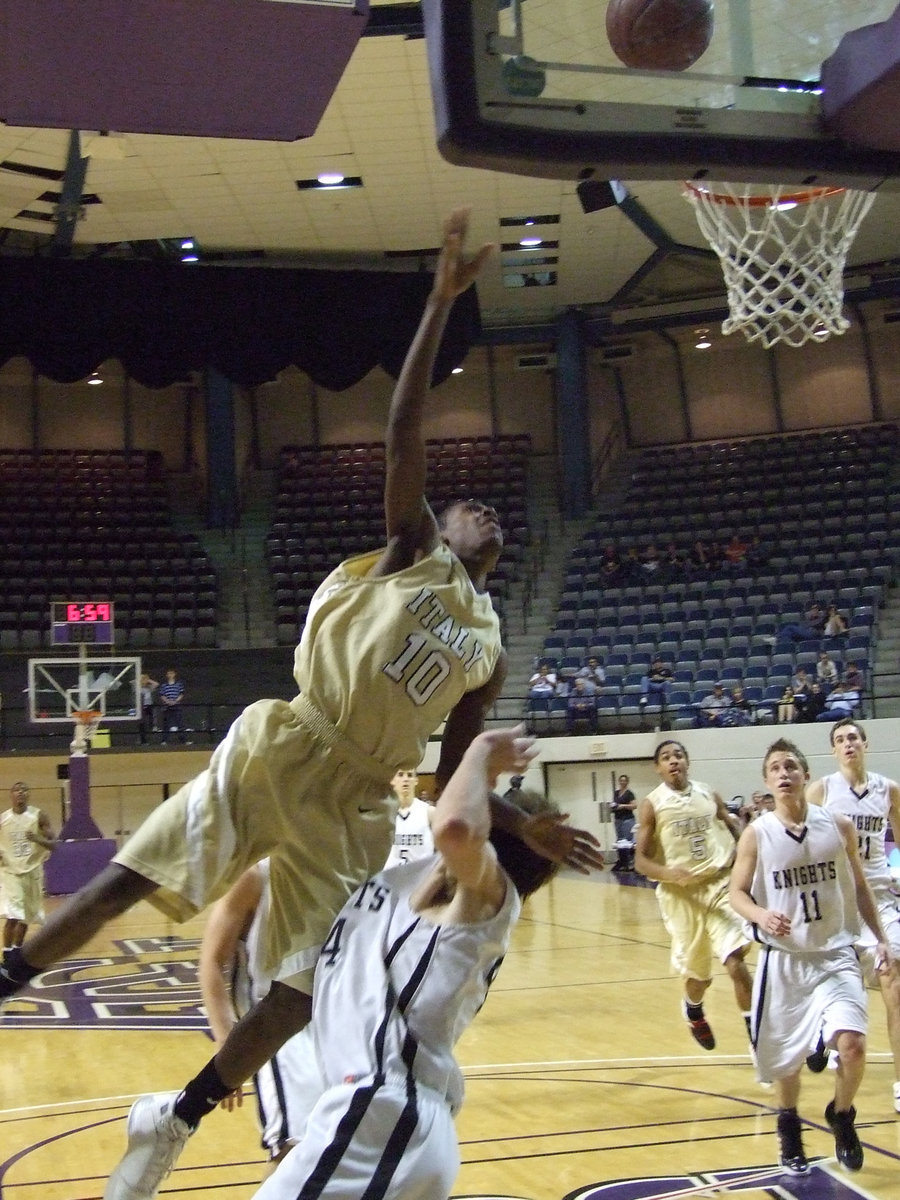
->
28;657;141;724
424;0;900;188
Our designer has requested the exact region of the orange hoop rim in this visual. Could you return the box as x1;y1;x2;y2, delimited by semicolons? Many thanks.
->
683;181;845;207
72;709;102;723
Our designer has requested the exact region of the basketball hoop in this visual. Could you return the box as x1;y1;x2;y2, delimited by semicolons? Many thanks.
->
683;181;876;349
71;709;103;754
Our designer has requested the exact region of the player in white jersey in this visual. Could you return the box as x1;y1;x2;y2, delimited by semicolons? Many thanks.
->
0;782;56;955
385;768;435;868
730;738;892;1175
248;725;557;1200
806;717;900;1112
198;859;321;1170
634;740;752;1051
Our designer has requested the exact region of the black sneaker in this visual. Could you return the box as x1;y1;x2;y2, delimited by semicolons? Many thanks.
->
825;1100;864;1172
806;1034;829;1073
684;1003;715;1050
777;1110;809;1175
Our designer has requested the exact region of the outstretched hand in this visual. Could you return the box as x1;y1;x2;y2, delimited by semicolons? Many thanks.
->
479;725;539;785
520;811;605;874
432;207;495;303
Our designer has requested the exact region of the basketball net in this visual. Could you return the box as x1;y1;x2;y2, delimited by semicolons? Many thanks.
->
684;182;876;349
71;709;102;755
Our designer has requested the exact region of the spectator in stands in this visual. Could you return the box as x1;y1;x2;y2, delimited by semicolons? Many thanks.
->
790;668;811;721
622;545;643;583
139;672;159;745
775;600;826;646
824;604;849;639
723;534;749;568
640;657;673;708
696;682;732;728
843;661;866;693
598;544;622;582
158;668;186;744
816;681;861;722
661;542;686;582
566;677;597;734
744;534;767;571
777;686;795;724
800;681;827;724
577;657;605;687
689;539;711;576
612;774;636;872
528;663;558;701
724;684;753;726
641;544;662;577
816;650;839;688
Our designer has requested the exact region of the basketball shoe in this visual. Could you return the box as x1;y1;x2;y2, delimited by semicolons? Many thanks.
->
104;1092;191;1199
776;1109;808;1175
825;1100;863;1172
683;1000;715;1050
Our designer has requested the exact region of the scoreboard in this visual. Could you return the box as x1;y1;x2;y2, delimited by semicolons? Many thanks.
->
51;601;115;646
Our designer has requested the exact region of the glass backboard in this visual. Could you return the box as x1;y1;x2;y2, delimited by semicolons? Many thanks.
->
28;657;141;723
425;0;900;188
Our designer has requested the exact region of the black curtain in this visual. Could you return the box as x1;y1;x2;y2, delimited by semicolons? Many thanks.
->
0;257;480;389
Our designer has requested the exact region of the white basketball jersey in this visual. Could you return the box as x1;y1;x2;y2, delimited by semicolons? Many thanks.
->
646;779;735;880
749;807;859;953
0;806;48;875
384;799;435;869
311;855;520;1114
821;771;892;895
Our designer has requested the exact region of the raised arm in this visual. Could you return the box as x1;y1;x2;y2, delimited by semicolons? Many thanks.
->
431;727;537;904
198;865;264;1049
374;208;494;576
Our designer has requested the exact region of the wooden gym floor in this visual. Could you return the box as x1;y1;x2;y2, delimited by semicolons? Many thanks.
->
1;871;899;1200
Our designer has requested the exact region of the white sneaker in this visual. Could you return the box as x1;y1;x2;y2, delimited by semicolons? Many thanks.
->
893;1082;900;1114
104;1092;191;1200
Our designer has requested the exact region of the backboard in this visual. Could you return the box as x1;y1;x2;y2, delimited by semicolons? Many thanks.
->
28;656;141;724
424;0;900;188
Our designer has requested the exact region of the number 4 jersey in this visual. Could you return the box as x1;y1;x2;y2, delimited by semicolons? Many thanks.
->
748;806;860;952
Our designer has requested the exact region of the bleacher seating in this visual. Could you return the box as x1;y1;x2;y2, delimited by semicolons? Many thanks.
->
530;424;898;732
0;449;218;650
267;435;532;644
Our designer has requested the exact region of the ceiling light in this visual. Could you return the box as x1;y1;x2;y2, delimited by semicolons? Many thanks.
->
694;328;712;349
519;237;542;247
87;370;103;386
451;366;464;374
811;321;830;342
296;175;363;192
317;171;345;186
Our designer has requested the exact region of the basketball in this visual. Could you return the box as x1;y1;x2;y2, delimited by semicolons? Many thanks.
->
606;0;714;72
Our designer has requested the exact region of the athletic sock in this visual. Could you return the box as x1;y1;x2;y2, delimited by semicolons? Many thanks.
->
0;947;40;996
685;1001;704;1021
173;1059;234;1129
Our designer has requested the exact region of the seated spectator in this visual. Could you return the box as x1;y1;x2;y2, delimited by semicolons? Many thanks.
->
816;649;838;688
641;543;662;576
696;682;732;727
777;686;795;724
640;657;673;707
598;544;621;581
566;676;598;734
823;603;848;638
723;534;748;567
775;600;826;646
743;534;767;570
721;684;753;726
790;668;811;720
528;662;558;700
661;541;686;581
621;545;643;583
578;656;606;687
843;660;865;692
690;539;711;572
815;680;860;721
799;680;827;723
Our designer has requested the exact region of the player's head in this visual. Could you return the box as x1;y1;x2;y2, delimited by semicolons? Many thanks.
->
829;716;866;749
437;498;503;573
490;792;561;899
391;768;417;808
653;740;689;789
762;738;809;784
9;781;29;812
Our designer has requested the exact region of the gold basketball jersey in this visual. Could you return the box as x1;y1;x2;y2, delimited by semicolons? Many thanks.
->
646;780;736;880
293;542;501;769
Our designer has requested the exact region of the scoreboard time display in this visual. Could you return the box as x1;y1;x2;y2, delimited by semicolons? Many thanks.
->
51;601;115;646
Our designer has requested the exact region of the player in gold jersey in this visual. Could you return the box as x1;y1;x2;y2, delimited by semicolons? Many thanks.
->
635;739;752;1051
